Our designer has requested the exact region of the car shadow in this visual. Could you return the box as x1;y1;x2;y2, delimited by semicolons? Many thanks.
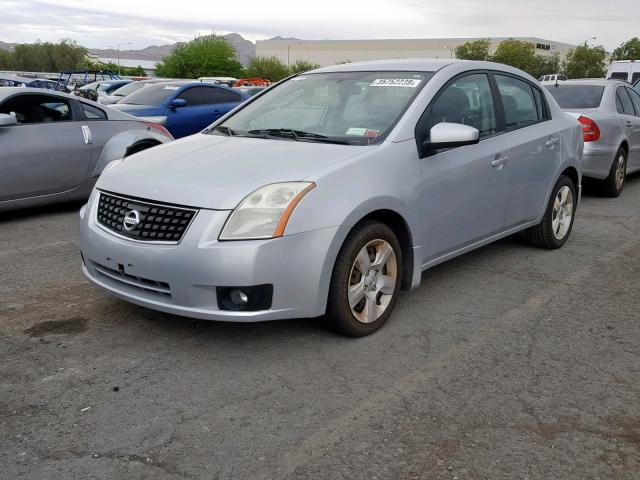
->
0;200;85;223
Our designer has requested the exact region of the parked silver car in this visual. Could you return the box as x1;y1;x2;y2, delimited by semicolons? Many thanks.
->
0;88;173;211
79;59;583;336
546;79;640;196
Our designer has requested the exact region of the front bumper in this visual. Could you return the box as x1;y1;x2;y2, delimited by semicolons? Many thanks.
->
79;194;344;322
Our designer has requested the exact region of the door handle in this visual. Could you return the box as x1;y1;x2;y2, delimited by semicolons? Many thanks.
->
626;121;633;127
546;136;560;147
81;125;92;145
491;154;509;168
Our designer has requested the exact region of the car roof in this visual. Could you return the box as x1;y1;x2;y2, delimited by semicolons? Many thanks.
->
312;58;457;73
0;86;85;101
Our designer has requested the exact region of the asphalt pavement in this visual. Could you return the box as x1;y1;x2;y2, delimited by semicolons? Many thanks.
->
1;175;639;479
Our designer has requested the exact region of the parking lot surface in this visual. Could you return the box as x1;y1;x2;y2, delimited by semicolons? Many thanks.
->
1;177;639;480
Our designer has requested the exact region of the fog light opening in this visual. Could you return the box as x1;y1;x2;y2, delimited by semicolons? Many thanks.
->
216;285;273;312
230;289;249;306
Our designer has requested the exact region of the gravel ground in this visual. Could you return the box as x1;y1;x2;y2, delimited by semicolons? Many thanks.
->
1;176;639;480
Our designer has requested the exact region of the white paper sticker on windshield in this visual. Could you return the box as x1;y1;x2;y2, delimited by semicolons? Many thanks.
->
370;78;421;88
163;86;180;90
346;127;367;136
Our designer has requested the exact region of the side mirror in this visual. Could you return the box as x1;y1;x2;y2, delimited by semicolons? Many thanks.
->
422;122;480;150
169;98;187;108
0;113;18;127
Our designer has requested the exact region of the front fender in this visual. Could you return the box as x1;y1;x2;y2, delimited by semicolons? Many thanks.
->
89;129;169;178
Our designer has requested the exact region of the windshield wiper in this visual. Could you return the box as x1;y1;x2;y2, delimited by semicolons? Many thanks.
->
247;128;350;145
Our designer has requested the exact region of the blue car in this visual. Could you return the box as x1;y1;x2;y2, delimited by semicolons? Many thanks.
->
111;81;249;138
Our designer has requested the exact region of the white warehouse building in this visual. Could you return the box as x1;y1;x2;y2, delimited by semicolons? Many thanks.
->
256;37;578;68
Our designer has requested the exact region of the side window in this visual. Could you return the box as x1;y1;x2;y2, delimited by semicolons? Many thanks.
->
177;87;241;105
616;87;635;115
531;87;550;120
632;72;640;85
626;87;640;117
427;73;497;138
0;94;73;124
82;103;107;120
495;75;540;129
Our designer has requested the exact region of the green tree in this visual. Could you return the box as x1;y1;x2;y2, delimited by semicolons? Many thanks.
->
491;39;539;74
88;61;145;76
531;53;561;79
611;37;640;61
562;43;607;79
289;59;320;74
243;56;290;81
0;49;12;69
454;39;491;61
155;34;243;78
9;39;86;72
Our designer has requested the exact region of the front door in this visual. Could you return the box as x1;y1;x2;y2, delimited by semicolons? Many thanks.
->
0;94;92;201
415;73;509;263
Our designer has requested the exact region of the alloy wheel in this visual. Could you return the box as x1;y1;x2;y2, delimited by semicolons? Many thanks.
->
552;186;574;240
347;239;397;324
615;153;626;192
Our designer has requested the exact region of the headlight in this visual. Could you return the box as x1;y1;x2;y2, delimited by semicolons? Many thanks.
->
219;182;315;240
138;116;167;125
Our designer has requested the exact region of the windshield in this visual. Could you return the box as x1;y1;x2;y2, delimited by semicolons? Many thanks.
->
213;71;433;145
545;85;605;109
111;81;147;97
119;83;182;105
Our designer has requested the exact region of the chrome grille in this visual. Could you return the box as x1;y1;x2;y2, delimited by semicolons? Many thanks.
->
96;191;197;243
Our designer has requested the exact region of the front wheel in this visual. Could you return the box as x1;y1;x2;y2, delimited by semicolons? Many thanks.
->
525;175;576;249
326;221;403;337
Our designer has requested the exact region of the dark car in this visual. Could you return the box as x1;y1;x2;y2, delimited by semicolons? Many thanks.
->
76;80;132;101
111;81;249;138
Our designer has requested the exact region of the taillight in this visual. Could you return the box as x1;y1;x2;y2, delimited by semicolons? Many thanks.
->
143;122;174;140
578;116;600;142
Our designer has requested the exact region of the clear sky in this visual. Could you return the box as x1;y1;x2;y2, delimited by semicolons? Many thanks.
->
2;0;637;51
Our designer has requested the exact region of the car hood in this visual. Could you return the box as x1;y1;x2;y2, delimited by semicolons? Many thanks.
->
96;133;363;210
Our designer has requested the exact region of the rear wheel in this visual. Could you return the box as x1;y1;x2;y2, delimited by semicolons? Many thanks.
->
600;147;627;197
525;175;576;249
326;221;403;337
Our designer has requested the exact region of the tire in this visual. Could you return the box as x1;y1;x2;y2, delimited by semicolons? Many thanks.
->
525;175;576;249
600;147;627;197
326;221;403;337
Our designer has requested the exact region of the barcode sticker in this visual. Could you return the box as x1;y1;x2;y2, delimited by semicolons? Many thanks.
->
370;79;421;88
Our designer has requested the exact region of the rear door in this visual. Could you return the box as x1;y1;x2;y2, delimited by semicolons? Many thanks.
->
0;93;93;201
622;87;640;167
493;73;560;227
167;86;242;138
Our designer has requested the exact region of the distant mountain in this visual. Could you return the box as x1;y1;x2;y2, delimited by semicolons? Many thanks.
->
88;33;256;65
0;41;17;51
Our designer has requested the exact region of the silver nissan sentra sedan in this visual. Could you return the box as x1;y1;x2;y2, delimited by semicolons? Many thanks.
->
79;59;583;336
